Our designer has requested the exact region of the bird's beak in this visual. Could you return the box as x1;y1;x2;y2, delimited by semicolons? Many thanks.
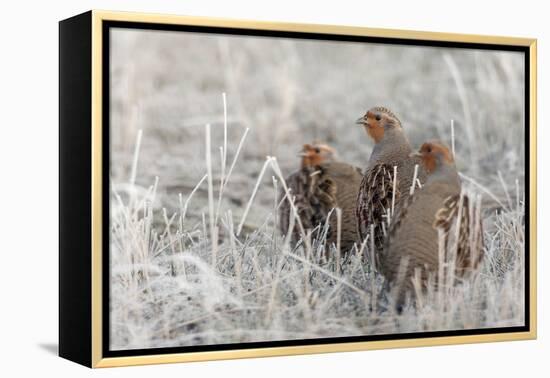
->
356;116;365;125
298;152;308;157
409;152;422;158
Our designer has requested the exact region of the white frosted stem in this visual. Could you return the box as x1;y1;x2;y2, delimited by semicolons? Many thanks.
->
336;207;342;275
237;157;272;236
222;92;228;171
215;127;249;225
391;166;397;216
410;164;419;196
129;129;143;186
370;224;376;272
205;124;217;266
224;128;249;188
181;174;208;227
459;172;506;209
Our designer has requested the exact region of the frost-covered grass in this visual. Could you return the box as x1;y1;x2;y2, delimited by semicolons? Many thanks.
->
109;30;526;350
110;115;524;350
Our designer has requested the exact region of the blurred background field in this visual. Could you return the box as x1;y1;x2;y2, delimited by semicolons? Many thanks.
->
109;27;526;350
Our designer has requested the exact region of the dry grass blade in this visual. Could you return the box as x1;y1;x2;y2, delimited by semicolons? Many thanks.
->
205;123;217;266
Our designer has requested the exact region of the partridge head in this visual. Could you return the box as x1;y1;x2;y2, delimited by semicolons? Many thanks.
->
356;107;403;143
300;143;337;168
412;140;455;174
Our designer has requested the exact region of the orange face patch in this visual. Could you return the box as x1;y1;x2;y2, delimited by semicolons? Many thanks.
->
364;113;385;143
302;152;323;167
301;144;335;168
418;142;454;173
366;123;385;143
420;153;437;173
301;145;323;168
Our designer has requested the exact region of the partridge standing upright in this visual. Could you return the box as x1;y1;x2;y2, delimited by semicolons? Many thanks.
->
279;143;363;255
382;141;484;305
355;107;426;263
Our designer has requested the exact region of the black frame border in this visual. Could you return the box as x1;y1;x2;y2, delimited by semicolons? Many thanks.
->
101;20;531;359
59;11;93;367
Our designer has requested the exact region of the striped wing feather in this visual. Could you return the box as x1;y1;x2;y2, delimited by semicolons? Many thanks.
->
279;167;337;246
356;163;398;253
383;187;484;297
434;194;484;276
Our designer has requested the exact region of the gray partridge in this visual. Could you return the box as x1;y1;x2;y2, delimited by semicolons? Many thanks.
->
279;143;363;255
382;141;484;305
355;107;427;262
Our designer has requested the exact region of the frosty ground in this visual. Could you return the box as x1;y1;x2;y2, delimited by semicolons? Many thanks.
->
109;29;525;350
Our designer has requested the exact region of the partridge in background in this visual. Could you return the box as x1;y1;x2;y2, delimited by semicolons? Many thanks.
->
355;107;426;260
279;143;363;255
381;141;484;304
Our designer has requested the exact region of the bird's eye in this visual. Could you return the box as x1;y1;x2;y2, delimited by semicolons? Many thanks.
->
314;147;321;153
426;146;432;153
375;115;382;121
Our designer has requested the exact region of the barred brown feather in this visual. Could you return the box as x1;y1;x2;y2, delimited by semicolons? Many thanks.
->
434;194;484;275
356;163;398;258
279;162;363;255
279;166;336;246
356;156;425;260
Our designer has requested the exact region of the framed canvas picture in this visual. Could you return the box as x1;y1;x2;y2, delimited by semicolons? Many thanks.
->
59;10;537;368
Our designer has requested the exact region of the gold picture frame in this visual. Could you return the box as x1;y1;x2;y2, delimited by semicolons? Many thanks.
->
59;10;537;368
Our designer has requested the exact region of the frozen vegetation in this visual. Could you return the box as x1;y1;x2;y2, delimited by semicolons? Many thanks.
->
109;28;525;349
